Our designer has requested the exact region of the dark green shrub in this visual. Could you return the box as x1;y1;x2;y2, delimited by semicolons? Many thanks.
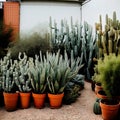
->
9;33;51;59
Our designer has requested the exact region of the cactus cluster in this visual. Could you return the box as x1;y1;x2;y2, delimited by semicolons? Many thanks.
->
14;52;31;92
0;52;32;93
0;53;15;92
95;11;120;58
49;16;82;58
49;17;97;81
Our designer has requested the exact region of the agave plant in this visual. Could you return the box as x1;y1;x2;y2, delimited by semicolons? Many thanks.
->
28;54;48;94
46;50;84;94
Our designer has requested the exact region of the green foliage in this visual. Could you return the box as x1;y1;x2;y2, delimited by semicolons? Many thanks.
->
9;32;51;59
94;54;120;98
63;74;84;104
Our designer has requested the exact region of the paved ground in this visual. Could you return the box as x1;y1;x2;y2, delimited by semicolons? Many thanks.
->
0;82;102;120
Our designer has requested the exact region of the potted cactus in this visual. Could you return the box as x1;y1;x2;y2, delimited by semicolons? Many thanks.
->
28;55;47;109
14;52;32;109
46;50;83;108
1;53;19;111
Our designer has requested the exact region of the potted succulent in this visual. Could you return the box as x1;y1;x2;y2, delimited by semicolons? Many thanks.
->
95;54;120;120
46;50;83;108
1;53;19;111
28;55;47;109
14;52;31;109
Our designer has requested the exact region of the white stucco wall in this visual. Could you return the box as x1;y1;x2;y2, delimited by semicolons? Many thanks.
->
20;2;81;35
82;0;120;31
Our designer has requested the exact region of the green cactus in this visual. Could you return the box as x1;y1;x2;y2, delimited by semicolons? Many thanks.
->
2;70;15;93
14;52;31;93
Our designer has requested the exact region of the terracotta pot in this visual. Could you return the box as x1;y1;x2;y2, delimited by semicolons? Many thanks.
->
95;83;103;94
48;93;64;108
19;92;31;109
100;99;120;120
3;92;19;111
32;93;46;109
97;90;108;99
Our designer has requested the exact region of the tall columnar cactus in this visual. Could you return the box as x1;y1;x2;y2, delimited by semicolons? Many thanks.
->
49;17;82;58
96;11;120;57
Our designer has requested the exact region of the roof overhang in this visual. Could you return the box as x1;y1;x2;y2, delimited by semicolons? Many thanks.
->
20;0;88;5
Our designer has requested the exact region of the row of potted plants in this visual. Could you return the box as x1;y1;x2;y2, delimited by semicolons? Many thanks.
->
93;54;120;120
0;50;83;111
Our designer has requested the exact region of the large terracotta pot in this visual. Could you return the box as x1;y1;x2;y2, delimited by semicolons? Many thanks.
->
100;99;120;120
48;93;64;108
19;92;31;109
32;93;46;109
3;92;19;111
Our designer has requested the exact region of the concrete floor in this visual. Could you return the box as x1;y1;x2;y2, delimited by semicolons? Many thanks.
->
0;82;102;120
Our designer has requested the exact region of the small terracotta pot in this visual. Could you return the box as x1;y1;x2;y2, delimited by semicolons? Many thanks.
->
3;92;19;111
32;93;46;109
95;83;103;94
19;92;31;109
100;99;120;120
97;90;108;99
48;93;64;108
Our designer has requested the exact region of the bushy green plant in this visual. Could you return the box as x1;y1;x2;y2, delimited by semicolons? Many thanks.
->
94;54;120;98
9;32;51;59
